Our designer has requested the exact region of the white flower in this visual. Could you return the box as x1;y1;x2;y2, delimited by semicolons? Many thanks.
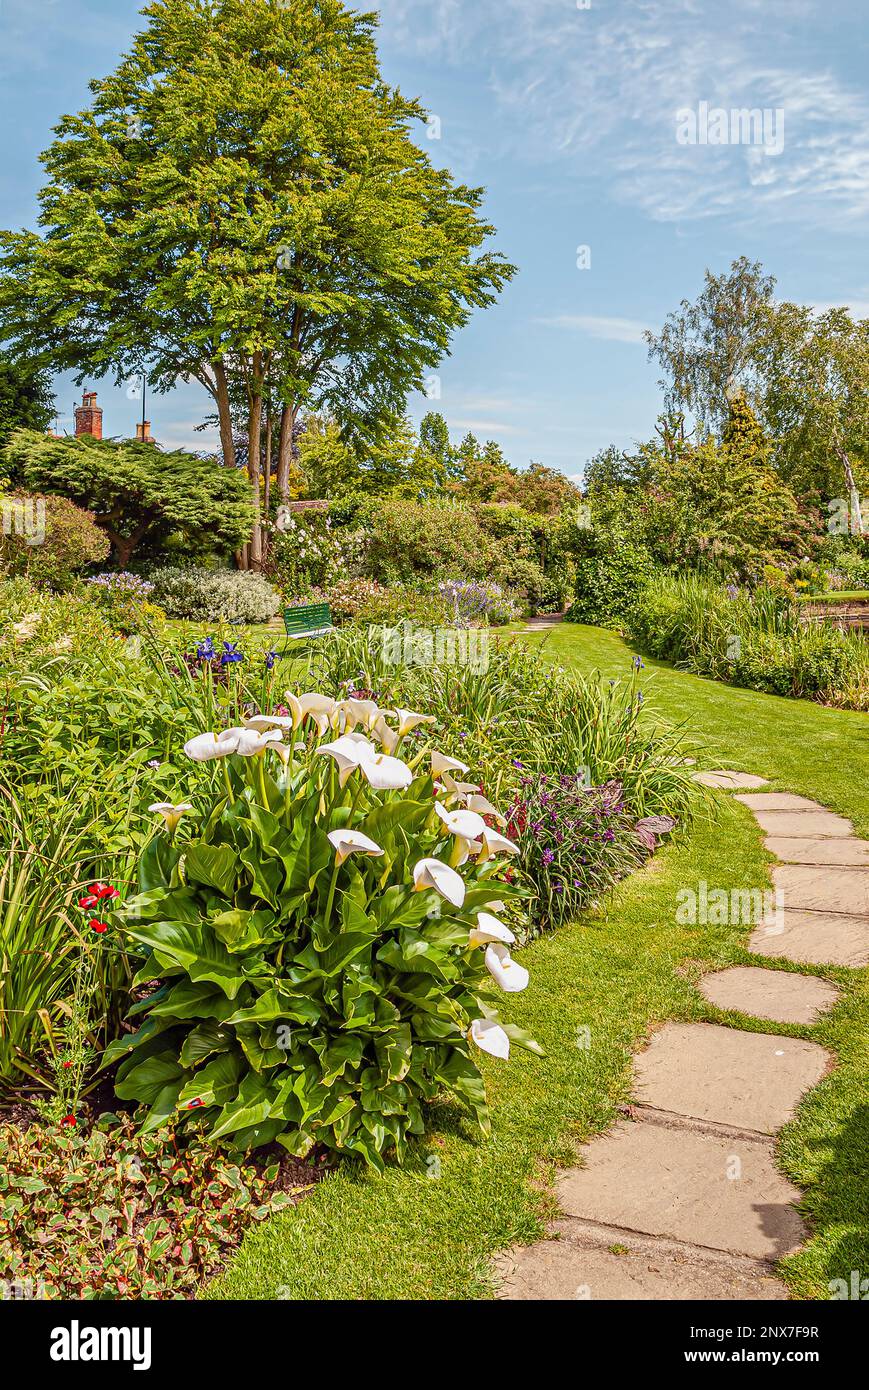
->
231;727;286;757
465;794;506;825
296;692;338;735
359;753;414;791
439;770;481;800
316;735;376;786
336;698;382;732
183;727;284;762
469;912;516;948
434;801;487;840
431;751;470;777
469;1019;510;1059
484;943;529;994
149;802;194;833
372;715;399;755
245;714;296;733
393;708;436;738
327;829;384;866
477;828;520;863
412;857;466;908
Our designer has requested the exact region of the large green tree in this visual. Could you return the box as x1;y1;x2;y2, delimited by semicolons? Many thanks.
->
0;0;514;567
0;355;55;449
3;429;252;568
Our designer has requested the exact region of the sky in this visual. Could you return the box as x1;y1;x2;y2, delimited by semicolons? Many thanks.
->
0;0;867;481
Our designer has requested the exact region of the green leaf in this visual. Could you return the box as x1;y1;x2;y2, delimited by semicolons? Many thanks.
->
184;843;238;897
115;1052;183;1105
125;920;244;998
211;1072;278;1141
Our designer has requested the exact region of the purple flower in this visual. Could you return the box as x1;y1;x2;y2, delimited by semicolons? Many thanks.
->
265;649;277;671
542;849;556;865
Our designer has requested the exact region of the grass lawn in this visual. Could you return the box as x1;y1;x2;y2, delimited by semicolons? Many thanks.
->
208;623;868;1301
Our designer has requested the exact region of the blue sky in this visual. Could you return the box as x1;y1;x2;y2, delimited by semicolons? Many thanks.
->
1;0;868;480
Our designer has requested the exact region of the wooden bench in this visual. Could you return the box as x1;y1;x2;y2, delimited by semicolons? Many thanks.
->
281;602;334;651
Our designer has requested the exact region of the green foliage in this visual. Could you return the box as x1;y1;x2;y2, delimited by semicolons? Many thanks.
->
568;527;657;626
628;572;869;705
106;715;538;1170
3;430;253;568
366;498;497;587
298;414;446;500
150;567;279;624
0;1113;300;1299
0;491;110;590
0;356;55;449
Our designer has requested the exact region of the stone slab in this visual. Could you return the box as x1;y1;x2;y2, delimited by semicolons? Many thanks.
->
773;864;869;917
750;910;869;967
751;810;855;839
736;793;824;812
497;1225;790;1301
694;770;769;790
765;837;869;867
699;967;840;1025
634;1023;830;1133
558;1122;806;1260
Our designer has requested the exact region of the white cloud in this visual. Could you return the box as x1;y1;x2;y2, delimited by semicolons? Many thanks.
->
536;314;651;344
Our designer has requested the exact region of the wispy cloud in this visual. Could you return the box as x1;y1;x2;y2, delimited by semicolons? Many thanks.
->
536;314;651;344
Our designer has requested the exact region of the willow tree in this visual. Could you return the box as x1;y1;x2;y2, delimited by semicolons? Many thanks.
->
0;0;515;566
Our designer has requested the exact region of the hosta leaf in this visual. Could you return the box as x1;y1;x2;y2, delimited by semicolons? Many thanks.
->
227;989;321;1026
184;843;238;897
178;1051;245;1108
211;1073;278;1140
115;1052;183;1106
179;1020;232;1067
124;921;244;999
149;980;241;1022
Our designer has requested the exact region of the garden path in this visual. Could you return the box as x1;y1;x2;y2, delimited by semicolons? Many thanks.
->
496;776;864;1300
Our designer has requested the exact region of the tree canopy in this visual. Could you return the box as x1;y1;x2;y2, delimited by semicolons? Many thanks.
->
3;429;253;568
0;0;515;565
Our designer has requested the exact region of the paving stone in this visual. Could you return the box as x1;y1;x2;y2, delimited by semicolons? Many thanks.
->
699;967;840;1025
736;793;824;812
558;1122;806;1260
497;1224;791;1300
765;836;869;867
750;910;869;967
751;810;855;839
694;770;769;790
772;864;869;917
634;1022;830;1133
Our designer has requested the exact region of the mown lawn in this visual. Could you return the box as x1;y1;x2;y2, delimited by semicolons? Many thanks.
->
208;623;868;1301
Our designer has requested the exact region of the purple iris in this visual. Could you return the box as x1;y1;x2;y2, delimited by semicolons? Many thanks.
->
221;642;244;666
265;649;277;671
196;637;216;661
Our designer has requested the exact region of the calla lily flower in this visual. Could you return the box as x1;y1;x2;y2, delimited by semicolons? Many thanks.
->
465;794;506;825
316;735;376;786
327;829;385;866
477;828;521;862
484;943;529;993
231;727;286;757
371;715;399;755
393;709;436;738
440;771;482;800
469;1019;510;1059
244;714;297;733
149;802;194;833
469;911;516;948
431;751;470;777
336;698;381;732
183;730;241;762
413;857;466;908
452;837;482;867
434;801;487;840
359;753;414;791
296;692;338;734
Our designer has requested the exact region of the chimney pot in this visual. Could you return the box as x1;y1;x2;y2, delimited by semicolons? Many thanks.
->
74;390;103;440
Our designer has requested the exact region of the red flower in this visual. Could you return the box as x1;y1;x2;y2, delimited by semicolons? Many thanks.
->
61;1060;74;1070
60;1114;77;1127
78;894;99;910
88;919;110;935
186;1098;204;1110
91;883;120;901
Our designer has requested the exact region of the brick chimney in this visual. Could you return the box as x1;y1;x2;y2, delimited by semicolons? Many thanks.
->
74;391;103;440
135;421;154;444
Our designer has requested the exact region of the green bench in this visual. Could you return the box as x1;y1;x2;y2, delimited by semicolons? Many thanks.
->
281;602;334;651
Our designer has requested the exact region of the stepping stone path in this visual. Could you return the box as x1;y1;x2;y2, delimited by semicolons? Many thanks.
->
497;778;861;1301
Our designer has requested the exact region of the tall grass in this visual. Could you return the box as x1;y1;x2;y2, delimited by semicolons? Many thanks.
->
628;573;869;705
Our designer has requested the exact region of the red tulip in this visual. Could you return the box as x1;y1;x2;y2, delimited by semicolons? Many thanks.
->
89;919;110;935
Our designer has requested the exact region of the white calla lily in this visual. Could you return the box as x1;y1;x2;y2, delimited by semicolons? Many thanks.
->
371;715;399;755
465;794;506;825
412;857;466;908
469;912;516;948
452;837;482;867
359;753;413;791
327;829;385;866
477;828;521;862
434;801;487;840
316;735;376;786
439;771;481;801
231;727;286;757
393;708;436;738
484;943;529;993
244;714;297;733
149;802;194;833
336;698;382;732
431;751;470;777
297;692;338;734
183;730;241;762
469;1019;510;1059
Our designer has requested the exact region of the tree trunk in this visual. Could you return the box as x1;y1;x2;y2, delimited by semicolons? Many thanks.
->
213;359;237;470
276;404;296;501
836;444;864;535
247;359;264;571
